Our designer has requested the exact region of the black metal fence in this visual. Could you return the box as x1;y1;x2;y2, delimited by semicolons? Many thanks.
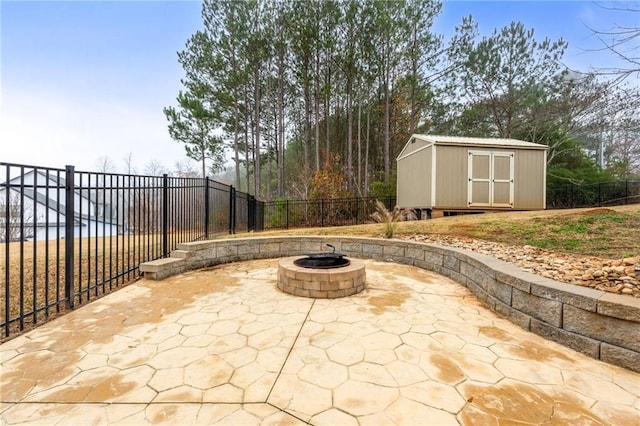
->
0;162;260;340
2;160;637;342
263;196;396;230
547;180;640;209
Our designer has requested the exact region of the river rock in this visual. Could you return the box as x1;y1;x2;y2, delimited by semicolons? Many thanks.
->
403;234;640;297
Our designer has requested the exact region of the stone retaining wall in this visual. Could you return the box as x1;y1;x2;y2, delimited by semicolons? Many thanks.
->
140;236;640;373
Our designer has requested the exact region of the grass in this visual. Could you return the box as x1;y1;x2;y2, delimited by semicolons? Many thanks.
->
468;207;639;258
238;204;640;260
0;233;170;340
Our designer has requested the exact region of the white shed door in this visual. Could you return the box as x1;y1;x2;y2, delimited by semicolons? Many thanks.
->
468;150;514;208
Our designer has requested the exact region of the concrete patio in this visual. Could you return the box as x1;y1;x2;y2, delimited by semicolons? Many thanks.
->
1;258;639;425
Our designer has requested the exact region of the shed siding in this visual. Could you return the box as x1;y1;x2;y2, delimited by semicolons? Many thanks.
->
398;136;430;158
435;146;467;208
514;150;546;209
397;145;432;208
396;135;547;211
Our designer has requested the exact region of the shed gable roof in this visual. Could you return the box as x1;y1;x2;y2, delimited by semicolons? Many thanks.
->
413;134;547;150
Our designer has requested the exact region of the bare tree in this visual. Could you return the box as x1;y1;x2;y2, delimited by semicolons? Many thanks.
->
174;160;199;178
608;134;640;177
601;86;640;176
144;159;168;177
587;3;639;83
95;156;117;173
122;152;137;174
0;192;33;242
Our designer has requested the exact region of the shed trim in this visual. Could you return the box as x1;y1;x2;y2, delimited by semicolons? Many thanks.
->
467;150;515;208
543;150;548;208
468;150;492;207
396;143;432;161
416;134;547;150
431;144;437;207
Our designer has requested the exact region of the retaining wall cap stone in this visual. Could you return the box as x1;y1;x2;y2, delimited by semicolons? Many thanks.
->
597;293;640;323
529;277;603;312
139;257;184;272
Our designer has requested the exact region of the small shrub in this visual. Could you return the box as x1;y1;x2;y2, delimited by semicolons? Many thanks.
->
370;200;416;238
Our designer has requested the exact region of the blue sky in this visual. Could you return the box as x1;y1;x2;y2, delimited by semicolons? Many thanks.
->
1;1;637;174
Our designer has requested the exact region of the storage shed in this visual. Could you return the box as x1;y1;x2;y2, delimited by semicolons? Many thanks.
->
396;134;548;213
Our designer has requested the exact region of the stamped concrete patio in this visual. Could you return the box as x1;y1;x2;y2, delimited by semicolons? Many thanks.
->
1;259;639;425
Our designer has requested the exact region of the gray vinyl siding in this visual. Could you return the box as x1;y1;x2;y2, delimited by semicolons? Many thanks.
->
397;145;432;208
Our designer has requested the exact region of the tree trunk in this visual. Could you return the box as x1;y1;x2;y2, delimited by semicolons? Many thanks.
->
233;100;241;189
303;81;312;170
409;23;419;135
314;56;321;171
254;67;261;198
325;53;331;159
384;48;391;185
277;57;285;198
347;83;353;192
365;102;371;196
357;88;362;192
201;145;206;178
267;79;273;201
244;89;250;193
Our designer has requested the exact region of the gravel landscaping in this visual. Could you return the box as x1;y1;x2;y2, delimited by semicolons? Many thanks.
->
402;234;640;298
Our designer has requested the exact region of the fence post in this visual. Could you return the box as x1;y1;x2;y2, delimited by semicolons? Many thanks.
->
625;180;629;204
286;200;289;230
570;184;574;208
248;195;256;232
598;182;602;206
162;174;168;257
321;199;325;227
204;177;210;239
229;185;235;234
257;201;264;231
64;165;75;309
3;166;8;336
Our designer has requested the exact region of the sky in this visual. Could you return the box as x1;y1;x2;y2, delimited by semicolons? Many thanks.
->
0;0;637;175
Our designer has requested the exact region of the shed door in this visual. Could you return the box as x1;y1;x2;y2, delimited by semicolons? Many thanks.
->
468;150;514;208
468;151;492;207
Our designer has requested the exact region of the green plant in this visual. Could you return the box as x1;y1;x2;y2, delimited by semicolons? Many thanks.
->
369;181;396;198
370;200;416;239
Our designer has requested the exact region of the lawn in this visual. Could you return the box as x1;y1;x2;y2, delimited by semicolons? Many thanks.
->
0;234;165;339
243;204;640;259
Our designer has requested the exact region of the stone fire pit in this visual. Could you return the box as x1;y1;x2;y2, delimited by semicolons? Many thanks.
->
277;253;365;298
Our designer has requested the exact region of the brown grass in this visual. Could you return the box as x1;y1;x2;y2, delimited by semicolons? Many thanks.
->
236;204;640;259
0;233;168;340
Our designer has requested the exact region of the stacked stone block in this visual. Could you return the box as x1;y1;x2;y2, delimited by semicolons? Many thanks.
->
277;257;366;298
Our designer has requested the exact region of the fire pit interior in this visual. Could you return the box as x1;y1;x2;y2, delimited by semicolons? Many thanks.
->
278;245;365;299
293;244;351;269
